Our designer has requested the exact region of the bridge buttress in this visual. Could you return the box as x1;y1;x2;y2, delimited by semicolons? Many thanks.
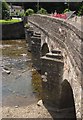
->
41;50;64;109
31;33;41;70
25;28;34;52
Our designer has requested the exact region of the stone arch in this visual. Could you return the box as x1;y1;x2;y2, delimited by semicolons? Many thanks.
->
41;43;49;56
59;79;76;118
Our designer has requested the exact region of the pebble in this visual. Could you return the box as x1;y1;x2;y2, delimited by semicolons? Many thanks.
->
24;96;27;98
31;68;36;72
21;54;27;56
15;106;19;108
3;68;11;74
12;91;15;94
37;100;43;107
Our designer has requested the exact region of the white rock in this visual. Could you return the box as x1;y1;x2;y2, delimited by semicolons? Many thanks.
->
42;78;47;82
12;91;15;94
37;100;43;107
3;69;11;74
31;68;36;72
21;54;27;56
15;106;19;108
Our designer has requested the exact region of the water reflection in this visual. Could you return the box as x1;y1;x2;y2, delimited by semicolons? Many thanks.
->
1;40;42;107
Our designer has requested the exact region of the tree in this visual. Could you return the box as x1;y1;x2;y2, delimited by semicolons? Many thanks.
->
77;4;83;16
37;8;47;14
25;8;34;16
2;0;10;19
0;1;2;19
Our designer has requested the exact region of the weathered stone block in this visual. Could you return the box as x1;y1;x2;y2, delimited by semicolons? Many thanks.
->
41;52;64;109
31;36;41;70
26;29;34;51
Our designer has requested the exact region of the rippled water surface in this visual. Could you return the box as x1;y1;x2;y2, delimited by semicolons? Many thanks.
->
1;40;42;107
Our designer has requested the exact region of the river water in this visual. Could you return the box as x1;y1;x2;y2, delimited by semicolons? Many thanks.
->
1;40;42;107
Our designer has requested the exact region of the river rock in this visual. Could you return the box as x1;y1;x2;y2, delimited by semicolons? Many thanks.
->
37;100;43;107
15;105;19;108
3;68;11;74
31;68;36;72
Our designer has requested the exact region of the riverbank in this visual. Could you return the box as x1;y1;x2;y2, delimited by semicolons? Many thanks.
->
2;21;25;40
0;19;21;24
2;102;52;118
1;40;52;118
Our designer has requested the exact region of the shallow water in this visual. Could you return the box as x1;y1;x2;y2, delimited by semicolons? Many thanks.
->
1;40;42;107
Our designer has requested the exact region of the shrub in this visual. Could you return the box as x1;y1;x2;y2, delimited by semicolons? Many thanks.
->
24;23;30;28
63;8;70;13
2;10;10;19
0;1;2;19
77;5;83;16
2;0;10;19
25;8;34;16
37;8;47;14
19;11;25;17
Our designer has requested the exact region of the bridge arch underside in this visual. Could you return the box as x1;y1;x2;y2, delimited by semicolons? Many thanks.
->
60;79;76;118
41;43;49;56
28;15;82;119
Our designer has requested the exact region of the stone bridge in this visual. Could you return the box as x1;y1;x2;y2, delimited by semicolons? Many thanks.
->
25;14;83;119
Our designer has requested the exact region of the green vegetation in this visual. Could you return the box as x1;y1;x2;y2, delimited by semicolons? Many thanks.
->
13;10;25;17
25;8;34;16
37;8;47;14
0;19;21;24
24;23;30;28
63;8;70;13
19;11;25;17
2;0;10;19
0;1;2;19
77;5;83;16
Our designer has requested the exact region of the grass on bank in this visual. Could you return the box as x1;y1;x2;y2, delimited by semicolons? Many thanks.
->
0;19;22;24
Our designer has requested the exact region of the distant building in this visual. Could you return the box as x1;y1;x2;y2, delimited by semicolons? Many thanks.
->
9;4;24;17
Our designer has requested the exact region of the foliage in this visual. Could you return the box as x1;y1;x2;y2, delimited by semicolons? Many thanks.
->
0;19;21;24
63;8;70;13
0;1;2;19
19;11;25;17
24;23;30;28
37;8;47;14
77;5;83;16
25;8;34;16
2;0;10;19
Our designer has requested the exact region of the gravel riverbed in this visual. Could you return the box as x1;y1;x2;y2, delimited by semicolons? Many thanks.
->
2;102;52;118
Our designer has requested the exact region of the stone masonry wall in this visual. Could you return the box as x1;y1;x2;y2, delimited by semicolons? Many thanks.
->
2;21;25;40
28;14;83;119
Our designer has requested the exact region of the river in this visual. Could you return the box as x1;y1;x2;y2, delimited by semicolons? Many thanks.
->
1;39;42;107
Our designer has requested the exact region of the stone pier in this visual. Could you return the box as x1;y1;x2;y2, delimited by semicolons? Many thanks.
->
25;28;33;52
41;50;64;109
31;33;41;70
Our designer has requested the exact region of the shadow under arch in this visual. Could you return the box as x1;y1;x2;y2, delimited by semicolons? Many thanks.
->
59;79;76;119
43;79;77;119
41;43;49;56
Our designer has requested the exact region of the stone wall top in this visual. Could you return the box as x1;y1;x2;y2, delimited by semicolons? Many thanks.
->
28;14;83;40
